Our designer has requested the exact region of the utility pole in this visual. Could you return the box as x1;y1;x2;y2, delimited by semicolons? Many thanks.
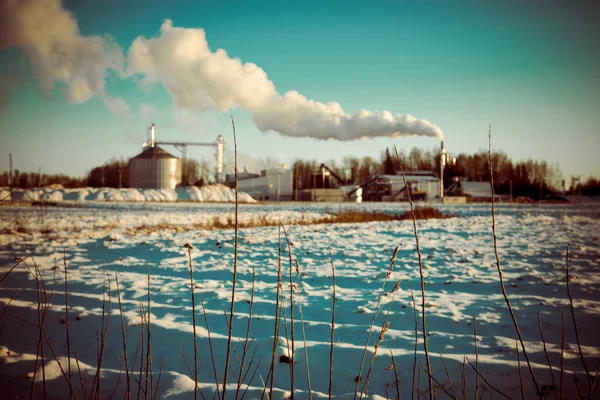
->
571;176;581;203
9;153;13;203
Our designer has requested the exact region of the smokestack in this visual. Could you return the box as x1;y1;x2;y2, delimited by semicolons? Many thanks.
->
215;135;225;182
150;123;156;147
440;140;445;200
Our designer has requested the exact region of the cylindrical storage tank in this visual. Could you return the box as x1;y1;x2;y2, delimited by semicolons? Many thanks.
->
129;146;182;189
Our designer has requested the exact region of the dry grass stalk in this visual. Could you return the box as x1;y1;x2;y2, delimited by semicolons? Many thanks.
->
354;245;399;399
0;296;13;339
278;279;292;382
410;285;418;400
147;263;153;400
240;350;263;399
187;247;199;400
27;261;78;399
237;341;260;395
573;371;583;399
359;298;393;399
222;114;239;400
179;343;194;379
235;264;256;399
537;312;558;400
560;306;565;400
439;351;457;399
91;270;112;399
591;363;600;398
394;144;433;400
136;301;146;400
197;289;220;399
115;271;131;400
74;352;88;399
109;363;125;400
41;327;79;399
419;360;457;400
265;227;283;400
516;337;524;400
461;356;467;400
63;254;73;400
0;256;28;287
153;356;165;400
473;317;479;399
479;370;490;400
129;302;145;400
389;349;400;400
128;207;456;236
295;259;313;400
466;358;511;400
281;224;296;399
329;249;336;400
259;374;270;400
487;126;541;397
565;245;592;396
32;262;47;400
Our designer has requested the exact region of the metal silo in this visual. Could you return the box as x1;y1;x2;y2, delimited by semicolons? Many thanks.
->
129;145;182;189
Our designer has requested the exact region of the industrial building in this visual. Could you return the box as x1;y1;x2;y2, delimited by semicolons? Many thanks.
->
129;145;182;190
355;171;441;201
294;164;362;202
446;181;501;202
226;166;293;201
129;123;225;189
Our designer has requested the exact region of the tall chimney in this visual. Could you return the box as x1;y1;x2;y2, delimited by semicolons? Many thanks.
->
150;123;156;147
440;140;445;200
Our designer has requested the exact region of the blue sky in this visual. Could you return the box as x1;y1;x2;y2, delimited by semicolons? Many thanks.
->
1;0;598;180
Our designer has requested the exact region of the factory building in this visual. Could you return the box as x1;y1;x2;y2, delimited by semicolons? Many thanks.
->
129;145;182;190
226;166;293;201
446;181;501;202
363;171;440;201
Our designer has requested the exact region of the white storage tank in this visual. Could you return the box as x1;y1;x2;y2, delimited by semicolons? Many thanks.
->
129;145;182;189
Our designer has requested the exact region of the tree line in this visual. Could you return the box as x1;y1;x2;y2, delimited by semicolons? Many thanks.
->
292;146;566;195
0;158;210;189
1;147;598;199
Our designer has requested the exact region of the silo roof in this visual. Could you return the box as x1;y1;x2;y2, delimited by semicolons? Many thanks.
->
131;145;178;160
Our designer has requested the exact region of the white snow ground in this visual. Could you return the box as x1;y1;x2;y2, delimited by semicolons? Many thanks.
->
0;202;599;399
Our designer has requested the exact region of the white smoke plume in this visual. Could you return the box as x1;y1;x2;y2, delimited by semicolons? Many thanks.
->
127;20;444;141
139;103;156;119
104;97;129;116
2;0;443;141
0;0;124;106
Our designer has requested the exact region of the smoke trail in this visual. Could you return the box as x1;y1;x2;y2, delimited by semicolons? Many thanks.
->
127;20;444;140
1;0;443;141
0;0;126;112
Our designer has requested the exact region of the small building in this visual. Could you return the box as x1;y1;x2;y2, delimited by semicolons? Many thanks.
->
226;167;293;201
446;181;501;202
366;171;440;201
129;145;181;189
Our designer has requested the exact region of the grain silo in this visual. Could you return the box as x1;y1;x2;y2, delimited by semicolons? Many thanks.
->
129;144;182;189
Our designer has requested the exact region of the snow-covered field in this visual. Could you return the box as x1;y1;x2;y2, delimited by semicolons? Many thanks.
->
0;202;599;399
